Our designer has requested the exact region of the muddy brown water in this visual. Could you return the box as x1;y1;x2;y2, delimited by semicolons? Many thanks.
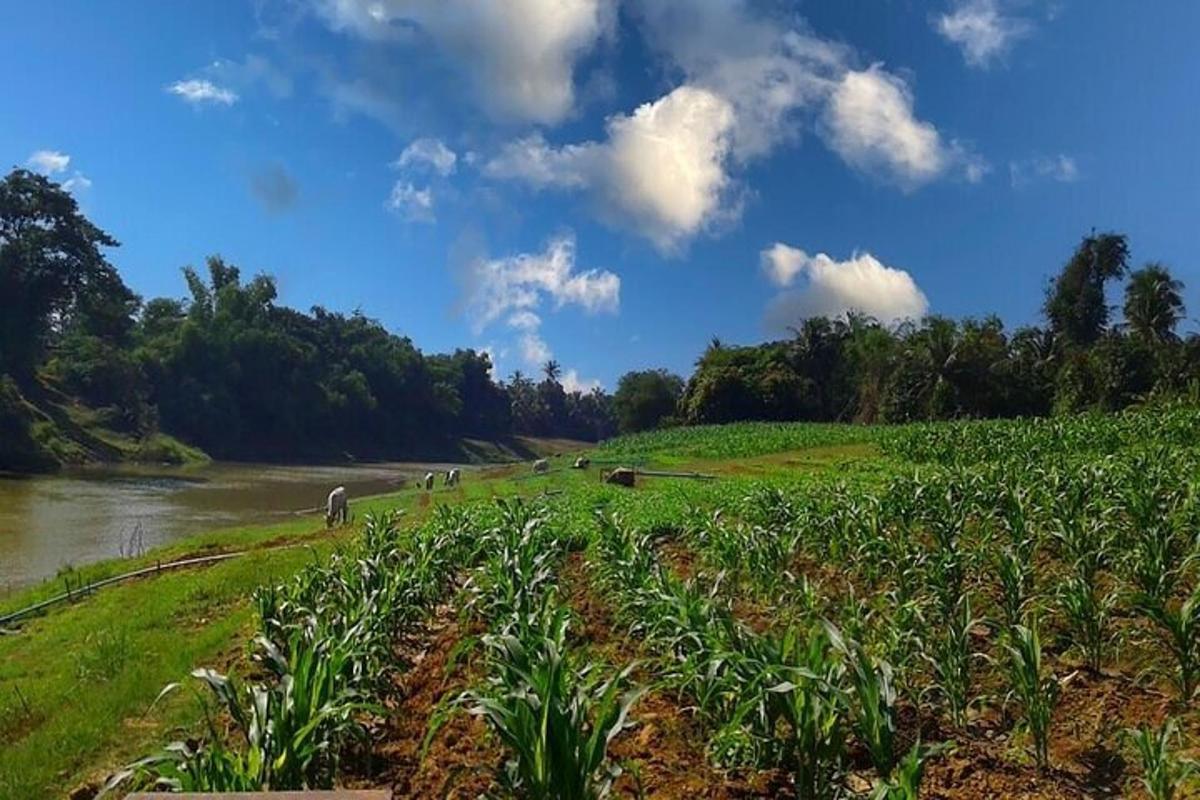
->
0;461;453;591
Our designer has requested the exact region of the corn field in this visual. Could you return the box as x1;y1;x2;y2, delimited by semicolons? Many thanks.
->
107;408;1200;798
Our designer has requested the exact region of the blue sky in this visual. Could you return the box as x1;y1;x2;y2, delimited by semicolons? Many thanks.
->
4;1;1198;390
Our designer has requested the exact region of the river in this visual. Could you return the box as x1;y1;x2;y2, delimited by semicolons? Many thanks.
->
0;461;446;591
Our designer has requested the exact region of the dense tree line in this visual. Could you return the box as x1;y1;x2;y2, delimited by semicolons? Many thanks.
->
675;232;1199;425
0;169;614;467
3;168;1196;470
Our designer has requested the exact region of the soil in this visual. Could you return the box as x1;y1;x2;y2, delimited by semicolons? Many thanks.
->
345;598;501;799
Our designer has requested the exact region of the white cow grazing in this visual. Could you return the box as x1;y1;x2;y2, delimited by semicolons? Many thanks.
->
424;471;435;491
445;468;461;487
325;486;348;527
532;458;550;474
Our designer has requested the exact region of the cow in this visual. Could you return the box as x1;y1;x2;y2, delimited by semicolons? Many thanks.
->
325;486;349;527
445;468;461;487
532;458;550;474
424;472;435;491
572;456;590;469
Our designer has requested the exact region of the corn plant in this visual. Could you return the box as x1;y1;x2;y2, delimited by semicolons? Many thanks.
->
1004;622;1059;769
1125;719;1196;800
728;625;847;800
1134;583;1200;701
870;741;948;800
827;623;899;780
924;593;978;730
467;608;642;800
995;546;1033;631
1058;574;1117;672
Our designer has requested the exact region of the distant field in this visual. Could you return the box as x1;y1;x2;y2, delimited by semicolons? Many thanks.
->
592;420;884;464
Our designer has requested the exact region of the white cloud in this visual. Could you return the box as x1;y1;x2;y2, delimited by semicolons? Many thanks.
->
396;138;457;176
27;150;91;194
935;0;1033;68
61;173;93;194
26;150;70;174
167;79;239;106
386;181;435;222
507;310;542;331
1009;153;1080;186
561;369;601;394
312;0;614;124
630;1;846;162
762;244;929;331
820;66;950;188
482;1;974;248
487;85;737;253
823;65;971;188
464;233;620;334
518;331;553;365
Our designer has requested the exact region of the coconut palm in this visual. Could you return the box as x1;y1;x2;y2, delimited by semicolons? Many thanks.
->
1124;263;1185;343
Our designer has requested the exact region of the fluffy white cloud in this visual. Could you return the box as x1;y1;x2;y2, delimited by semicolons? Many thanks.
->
762;244;929;331
396;138;457;176
27;150;91;193
1009;154;1080;186
386;181;434;222
26;150;70;174
464;233;620;333
482;1;973;248
507;310;543;331
823;66;968;189
463;234;613;390
561;369;601;393
167;79;239;106
518;331;553;365
631;1;845;162
61;173;93;194
312;0;613;124
935;0;1032;68
487;85;737;253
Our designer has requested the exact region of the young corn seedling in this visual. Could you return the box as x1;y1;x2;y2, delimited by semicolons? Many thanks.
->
870;740;949;800
468;608;642;800
925;593;979;730
1004;622;1060;770
1125;719;1197;800
1058;573;1117;673
1134;583;1200;702
827;623;899;781
730;625;848;800
995;545;1034;632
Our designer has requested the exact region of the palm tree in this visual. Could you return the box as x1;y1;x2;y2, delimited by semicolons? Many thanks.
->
542;360;561;383
1124;262;1185;343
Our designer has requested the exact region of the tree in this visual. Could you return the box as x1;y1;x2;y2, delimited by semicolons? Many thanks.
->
1124;263;1185;343
0;169;131;378
1045;233;1130;347
613;369;683;433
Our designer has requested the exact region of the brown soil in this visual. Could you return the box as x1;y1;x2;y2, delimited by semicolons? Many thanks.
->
345;599;501;799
